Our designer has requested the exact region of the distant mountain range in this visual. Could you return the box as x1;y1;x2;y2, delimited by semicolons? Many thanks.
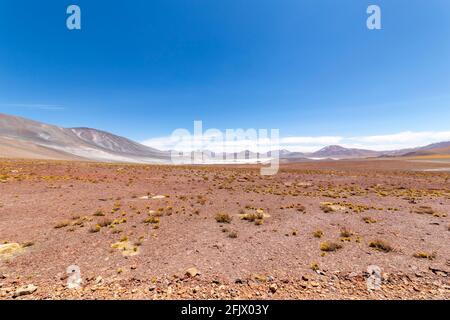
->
0;113;170;163
0;113;449;163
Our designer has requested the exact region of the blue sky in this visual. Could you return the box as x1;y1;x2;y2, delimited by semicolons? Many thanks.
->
0;0;449;151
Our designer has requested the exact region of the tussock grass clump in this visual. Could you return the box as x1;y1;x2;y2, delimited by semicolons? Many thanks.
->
93;210;105;217
54;221;70;229
21;241;34;248
413;206;435;215
320;241;342;252
313;230;323;238
369;240;393;253
340;228;353;238
228;231;238;239
143;216;160;224
413;251;436;260
89;224;101;233
215;213;232;223
310;262;320;271
97;218;113;227
240;209;268;226
362;216;377;224
412;206;447;217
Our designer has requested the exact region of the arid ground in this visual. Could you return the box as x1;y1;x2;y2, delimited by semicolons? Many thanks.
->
0;159;449;300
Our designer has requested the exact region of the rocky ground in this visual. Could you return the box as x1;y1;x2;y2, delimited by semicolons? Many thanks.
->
0;159;449;300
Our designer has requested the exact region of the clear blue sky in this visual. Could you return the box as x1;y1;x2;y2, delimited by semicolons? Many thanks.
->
0;0;449;146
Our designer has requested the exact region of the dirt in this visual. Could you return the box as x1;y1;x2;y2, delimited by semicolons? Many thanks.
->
0;159;449;300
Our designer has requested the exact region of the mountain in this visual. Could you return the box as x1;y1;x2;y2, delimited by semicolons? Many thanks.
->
0;113;170;163
401;141;450;157
1;113;449;163
307;145;381;159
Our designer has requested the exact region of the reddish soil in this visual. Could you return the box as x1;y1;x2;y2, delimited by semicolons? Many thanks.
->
0;159;449;300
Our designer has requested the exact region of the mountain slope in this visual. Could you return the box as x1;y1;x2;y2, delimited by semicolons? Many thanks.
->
0;113;170;163
307;145;381;159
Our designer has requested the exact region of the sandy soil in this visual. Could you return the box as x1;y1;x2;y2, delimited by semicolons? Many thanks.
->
0;159;449;300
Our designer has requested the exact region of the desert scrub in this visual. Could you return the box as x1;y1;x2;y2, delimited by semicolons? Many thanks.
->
310;262;320;271
320;241;342;252
215;213;232;223
313;230;324;238
93;210;105;217
340;228;353;238
240;209;268;226
228;231;238;239
54;221;71;229
369;240;393;253
412;206;446;217
340;228;353;241
143;216;160;224
412;206;435;215
21;241;34;248
413;251;436;260
89;224;101;233
320;202;345;213
362;216;377;224
97;218;113;227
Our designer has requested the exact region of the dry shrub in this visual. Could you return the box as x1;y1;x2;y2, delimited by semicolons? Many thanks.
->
369;240;393;253
313;230;324;238
215;213;232;223
413;251;436;260
320;241;342;252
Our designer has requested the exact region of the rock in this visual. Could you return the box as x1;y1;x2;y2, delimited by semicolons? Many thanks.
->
13;284;37;298
148;285;157;291
234;278;244;284
269;284;277;293
254;274;267;282
95;276;103;285
185;267;199;278
193;286;200;293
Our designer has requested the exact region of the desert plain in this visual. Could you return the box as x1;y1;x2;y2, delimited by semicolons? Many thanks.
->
0;158;449;300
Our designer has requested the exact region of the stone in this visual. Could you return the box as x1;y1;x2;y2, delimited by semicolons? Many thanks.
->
185;267;199;278
269;284;277;293
13;284;37;298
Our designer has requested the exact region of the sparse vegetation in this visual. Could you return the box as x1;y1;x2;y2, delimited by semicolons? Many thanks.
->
97;218;113;227
143;216;160;224
369;240;393;253
215;213;232;223
340;228;353;238
93;210;105;217
310;262;320;271
320;241;342;252
21;241;34;248
413;251;436;260
228;231;238;239
313;230;323;238
362;216;377;224
89;224;101;233
54;221;70;229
